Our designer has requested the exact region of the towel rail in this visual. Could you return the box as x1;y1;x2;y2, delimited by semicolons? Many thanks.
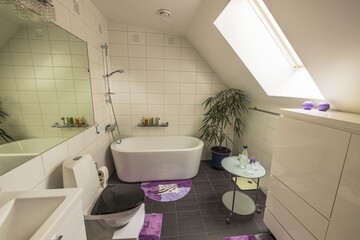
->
249;107;280;116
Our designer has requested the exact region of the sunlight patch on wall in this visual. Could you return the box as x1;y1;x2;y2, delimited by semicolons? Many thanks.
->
214;0;325;100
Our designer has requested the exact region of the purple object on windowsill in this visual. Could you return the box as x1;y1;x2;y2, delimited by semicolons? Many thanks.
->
318;102;330;111
302;101;314;110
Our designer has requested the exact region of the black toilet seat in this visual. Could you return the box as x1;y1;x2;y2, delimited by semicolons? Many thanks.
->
91;185;145;215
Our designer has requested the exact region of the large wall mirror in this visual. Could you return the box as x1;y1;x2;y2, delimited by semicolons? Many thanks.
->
0;4;94;175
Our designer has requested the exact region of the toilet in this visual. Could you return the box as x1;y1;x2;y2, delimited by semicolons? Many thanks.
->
62;154;145;239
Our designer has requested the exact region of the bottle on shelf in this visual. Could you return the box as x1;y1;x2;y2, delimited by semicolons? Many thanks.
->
239;145;249;168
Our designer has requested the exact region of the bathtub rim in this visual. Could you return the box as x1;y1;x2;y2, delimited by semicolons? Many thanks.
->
110;135;204;153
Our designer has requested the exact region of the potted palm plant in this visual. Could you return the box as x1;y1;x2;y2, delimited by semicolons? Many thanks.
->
199;88;249;169
0;101;14;143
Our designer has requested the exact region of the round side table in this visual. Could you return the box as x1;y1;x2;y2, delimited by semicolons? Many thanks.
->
221;156;266;223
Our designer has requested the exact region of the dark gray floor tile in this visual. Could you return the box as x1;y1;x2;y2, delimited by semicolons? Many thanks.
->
178;233;208;240
161;236;179;240
161;213;178;236
176;199;199;212
193;181;215;194
177;210;206;235
152;201;176;213
197;192;223;210
211;179;230;193
203;213;234;233
193;171;209;182
207;171;227;181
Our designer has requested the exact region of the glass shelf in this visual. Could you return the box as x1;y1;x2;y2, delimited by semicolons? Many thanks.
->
137;123;169;128
52;124;89;128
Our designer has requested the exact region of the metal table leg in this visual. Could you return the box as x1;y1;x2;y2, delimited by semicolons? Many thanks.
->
255;178;262;213
226;175;237;224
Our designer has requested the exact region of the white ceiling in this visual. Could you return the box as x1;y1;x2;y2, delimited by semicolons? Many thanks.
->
90;0;204;35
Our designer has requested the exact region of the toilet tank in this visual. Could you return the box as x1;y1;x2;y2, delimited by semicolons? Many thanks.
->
63;154;100;210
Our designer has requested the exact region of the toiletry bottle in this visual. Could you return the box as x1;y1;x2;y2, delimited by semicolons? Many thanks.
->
239;145;249;168
143;117;148;126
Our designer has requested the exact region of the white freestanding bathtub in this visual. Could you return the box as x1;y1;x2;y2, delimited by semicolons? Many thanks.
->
110;136;204;182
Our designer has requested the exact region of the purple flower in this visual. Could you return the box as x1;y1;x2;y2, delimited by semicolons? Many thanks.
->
249;156;256;164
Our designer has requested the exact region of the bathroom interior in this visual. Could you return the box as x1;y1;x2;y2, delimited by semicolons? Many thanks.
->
0;0;359;240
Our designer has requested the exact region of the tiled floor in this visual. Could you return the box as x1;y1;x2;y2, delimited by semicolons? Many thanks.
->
109;160;270;240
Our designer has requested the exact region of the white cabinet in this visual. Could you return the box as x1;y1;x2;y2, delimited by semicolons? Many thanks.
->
51;201;86;240
326;134;360;240
264;109;360;240
271;117;350;219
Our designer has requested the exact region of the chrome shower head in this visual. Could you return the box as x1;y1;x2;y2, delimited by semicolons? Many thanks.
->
106;69;124;77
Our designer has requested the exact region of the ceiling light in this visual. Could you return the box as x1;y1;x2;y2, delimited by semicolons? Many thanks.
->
158;9;171;21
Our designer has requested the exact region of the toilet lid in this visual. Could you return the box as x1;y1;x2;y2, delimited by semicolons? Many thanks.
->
91;185;145;215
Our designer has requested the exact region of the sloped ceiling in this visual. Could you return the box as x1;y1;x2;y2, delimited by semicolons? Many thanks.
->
186;0;267;104
264;0;360;113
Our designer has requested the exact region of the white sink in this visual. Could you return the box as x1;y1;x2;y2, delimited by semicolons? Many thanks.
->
0;189;83;240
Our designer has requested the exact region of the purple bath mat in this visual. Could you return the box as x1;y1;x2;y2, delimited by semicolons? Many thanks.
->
140;179;192;202
224;233;272;240
139;213;162;240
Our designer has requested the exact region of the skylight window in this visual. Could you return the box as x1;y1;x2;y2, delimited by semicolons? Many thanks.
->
214;0;325;100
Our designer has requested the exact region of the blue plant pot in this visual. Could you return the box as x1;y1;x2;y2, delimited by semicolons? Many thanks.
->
211;146;231;169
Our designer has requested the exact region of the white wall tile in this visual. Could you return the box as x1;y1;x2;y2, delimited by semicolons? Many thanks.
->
11;52;32;65
181;48;198;60
129;45;146;57
13;66;34;78
146;58;163;70
9;39;30;52
180;94;196;105
34;66;54;79
147;70;163;82
164;35;181;47
146;33;163;46
41;142;69;177
109;31;127;43
29;40;51;53
164;94;180;105
109;44;128;57
0;156;45;191
147;46;163;58
180;83;196;94
129;57;146;70
164;83;180;93
164;71;180;82
164;47;180;59
32;53;53;66
148;83;163;93
67;131;86;157
128;32;146;45
164;59;180;71
148;94;163;104
181;72;196;83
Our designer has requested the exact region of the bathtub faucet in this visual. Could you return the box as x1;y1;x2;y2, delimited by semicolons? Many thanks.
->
105;123;117;132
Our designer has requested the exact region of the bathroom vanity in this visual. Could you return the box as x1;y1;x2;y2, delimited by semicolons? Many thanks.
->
0;188;86;240
264;109;360;240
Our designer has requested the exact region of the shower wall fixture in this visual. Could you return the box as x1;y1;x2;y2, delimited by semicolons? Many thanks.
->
101;43;124;144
